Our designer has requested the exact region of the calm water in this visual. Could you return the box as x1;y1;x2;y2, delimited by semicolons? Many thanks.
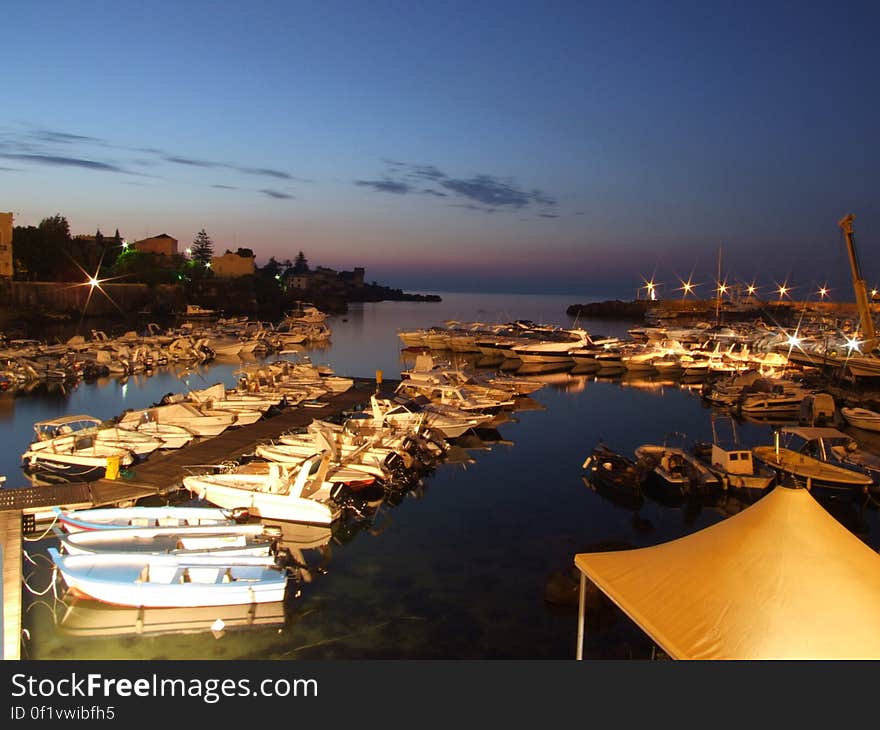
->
10;291;880;659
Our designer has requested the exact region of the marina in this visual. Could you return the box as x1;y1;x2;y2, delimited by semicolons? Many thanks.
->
3;290;880;660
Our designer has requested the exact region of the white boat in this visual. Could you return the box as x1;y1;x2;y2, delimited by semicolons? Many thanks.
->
183;455;347;526
118;402;237;437
841;406;880;433
48;548;290;608
510;328;590;364
22;424;135;482
54;505;249;533
118;421;196;449
54;522;282;557
26;414;162;458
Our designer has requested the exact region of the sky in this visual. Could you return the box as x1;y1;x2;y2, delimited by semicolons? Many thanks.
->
2;0;879;299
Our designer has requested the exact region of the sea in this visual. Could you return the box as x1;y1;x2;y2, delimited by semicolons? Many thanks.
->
7;290;880;660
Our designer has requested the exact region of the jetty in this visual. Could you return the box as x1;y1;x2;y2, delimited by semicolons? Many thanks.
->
0;374;391;661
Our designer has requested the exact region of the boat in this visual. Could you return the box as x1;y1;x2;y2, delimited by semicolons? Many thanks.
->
25;415;164;458
48;548;291;608
841;406;880;433
53;505;250;533
21;430;135;482
117;401;238;437
184;304;219;318
183;454;350;526
635;439;721;497
118;421;196;449
581;443;647;508
691;417;776;501
57;595;288;639
53;522;282;557
752;426;876;499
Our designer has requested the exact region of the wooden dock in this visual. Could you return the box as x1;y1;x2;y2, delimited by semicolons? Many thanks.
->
1;509;22;660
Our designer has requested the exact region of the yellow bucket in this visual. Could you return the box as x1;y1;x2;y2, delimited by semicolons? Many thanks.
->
106;455;120;480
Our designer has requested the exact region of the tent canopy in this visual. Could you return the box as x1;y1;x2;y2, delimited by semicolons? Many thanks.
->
574;485;880;659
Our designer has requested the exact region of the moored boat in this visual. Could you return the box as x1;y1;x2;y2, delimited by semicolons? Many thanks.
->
48;548;291;607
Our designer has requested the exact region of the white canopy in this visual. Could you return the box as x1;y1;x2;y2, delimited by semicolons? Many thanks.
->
574;485;880;659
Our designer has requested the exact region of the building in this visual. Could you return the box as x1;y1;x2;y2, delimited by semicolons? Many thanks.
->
133;234;178;256
211;249;256;278
0;212;12;277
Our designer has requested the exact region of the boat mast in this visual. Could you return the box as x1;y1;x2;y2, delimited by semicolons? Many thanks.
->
838;214;877;351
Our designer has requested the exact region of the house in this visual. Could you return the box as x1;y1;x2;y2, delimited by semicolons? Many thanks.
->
133;234;178;256
211;249;256;278
0;212;12;277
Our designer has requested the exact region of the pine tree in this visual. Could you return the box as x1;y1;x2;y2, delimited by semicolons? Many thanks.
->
190;228;214;266
293;251;309;274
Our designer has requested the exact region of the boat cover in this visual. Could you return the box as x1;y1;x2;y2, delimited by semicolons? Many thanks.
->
574;485;880;659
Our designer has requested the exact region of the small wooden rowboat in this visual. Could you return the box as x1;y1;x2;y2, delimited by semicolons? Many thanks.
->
48;548;291;608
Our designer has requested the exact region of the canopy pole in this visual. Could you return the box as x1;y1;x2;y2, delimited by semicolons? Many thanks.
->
576;572;586;660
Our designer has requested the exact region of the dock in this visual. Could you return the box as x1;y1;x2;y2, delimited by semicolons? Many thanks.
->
1;510;22;660
0;375;389;661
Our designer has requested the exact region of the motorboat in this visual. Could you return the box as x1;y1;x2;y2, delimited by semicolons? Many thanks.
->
581;443;647;508
117;402;238;437
26;415;163;458
48;548;290;608
635;440;721;497
752;427;876;499
117;421;196;450
183;455;350;526
21;423;136;482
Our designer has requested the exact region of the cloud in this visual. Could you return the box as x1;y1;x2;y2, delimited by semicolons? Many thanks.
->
260;189;294;199
212;184;238;190
538;213;559;218
236;166;293;180
32;129;106;145
0;153;130;173
354;179;412;194
164;155;218;168
357;160;557;214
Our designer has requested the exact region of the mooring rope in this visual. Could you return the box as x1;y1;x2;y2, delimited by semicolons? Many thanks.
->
23;512;59;542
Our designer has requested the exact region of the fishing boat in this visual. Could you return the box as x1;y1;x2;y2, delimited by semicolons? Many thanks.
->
48;548;291;607
53;522;282;557
752;427;876;499
692;417;776;501
53;505;250;533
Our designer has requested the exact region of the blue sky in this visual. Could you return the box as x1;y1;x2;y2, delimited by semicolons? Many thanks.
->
2;0;879;299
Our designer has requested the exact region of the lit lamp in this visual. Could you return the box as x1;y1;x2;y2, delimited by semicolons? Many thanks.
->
818;285;829;300
678;278;697;300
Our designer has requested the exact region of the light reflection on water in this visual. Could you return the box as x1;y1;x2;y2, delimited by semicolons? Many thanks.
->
10;291;880;659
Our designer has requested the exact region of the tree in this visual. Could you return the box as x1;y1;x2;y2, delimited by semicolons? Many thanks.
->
190;228;214;267
12;214;72;280
293;251;309;274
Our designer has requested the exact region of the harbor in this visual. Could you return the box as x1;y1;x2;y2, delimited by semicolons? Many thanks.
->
0;289;878;661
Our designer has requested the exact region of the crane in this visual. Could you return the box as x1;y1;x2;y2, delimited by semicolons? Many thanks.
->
838;213;878;353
